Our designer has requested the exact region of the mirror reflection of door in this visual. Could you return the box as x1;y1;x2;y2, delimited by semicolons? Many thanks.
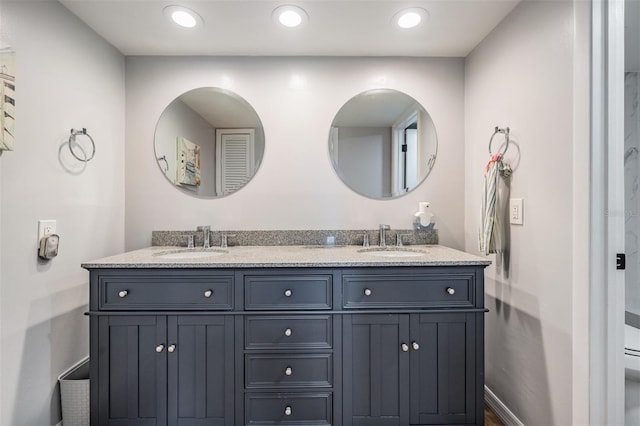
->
403;124;419;192
216;129;255;196
391;109;421;197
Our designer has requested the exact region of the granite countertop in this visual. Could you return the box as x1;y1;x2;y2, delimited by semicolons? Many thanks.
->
82;245;491;269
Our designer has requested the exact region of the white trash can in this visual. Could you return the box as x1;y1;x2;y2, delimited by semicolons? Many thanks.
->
58;358;89;426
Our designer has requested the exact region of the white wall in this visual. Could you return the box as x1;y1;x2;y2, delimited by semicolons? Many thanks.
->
465;1;582;424
0;1;125;425
125;56;465;250
338;126;391;198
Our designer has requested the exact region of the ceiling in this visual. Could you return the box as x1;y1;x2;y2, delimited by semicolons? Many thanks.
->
59;0;520;57
333;89;418;127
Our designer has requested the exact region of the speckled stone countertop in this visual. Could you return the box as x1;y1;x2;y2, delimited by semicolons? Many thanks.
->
82;245;491;269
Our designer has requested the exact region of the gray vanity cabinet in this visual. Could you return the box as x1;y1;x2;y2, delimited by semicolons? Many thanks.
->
96;315;167;426
167;315;235;425
95;314;235;426
242;272;339;426
342;313;477;426
90;270;236;426
342;314;410;425
409;313;477;425
88;265;485;426
341;269;484;426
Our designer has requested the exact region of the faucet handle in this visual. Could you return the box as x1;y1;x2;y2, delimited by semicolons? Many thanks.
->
396;233;412;247
221;234;236;248
379;224;390;230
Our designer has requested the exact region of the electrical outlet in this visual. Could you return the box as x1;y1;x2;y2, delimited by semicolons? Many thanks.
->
38;220;57;243
510;199;523;225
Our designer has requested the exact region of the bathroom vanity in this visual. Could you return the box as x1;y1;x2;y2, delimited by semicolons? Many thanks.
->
83;244;489;426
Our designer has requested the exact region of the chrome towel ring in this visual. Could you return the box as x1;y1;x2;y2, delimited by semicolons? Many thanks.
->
489;126;510;155
68;128;95;162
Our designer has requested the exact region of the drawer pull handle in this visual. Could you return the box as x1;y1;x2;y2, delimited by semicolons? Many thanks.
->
155;344;164;353
284;406;292;416
446;287;456;295
401;343;409;352
118;290;128;298
284;328;292;337
168;344;176;353
412;341;420;351
284;289;292;297
364;288;372;296
204;290;213;298
285;366;293;376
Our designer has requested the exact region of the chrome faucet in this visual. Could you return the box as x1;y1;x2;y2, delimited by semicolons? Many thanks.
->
197;226;211;249
379;224;390;248
221;234;236;249
396;233;411;247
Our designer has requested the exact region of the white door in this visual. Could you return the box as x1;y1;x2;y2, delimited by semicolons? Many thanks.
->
404;128;419;190
215;129;255;196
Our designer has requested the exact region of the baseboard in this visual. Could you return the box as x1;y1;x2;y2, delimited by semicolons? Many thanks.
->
485;385;524;426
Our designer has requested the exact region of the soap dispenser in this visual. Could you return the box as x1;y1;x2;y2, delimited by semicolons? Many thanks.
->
413;202;435;230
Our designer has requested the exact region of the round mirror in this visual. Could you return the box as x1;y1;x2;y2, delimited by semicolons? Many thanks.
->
154;87;265;198
329;89;437;199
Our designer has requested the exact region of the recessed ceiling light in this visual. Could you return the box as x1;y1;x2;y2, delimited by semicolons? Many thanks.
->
163;5;203;28
393;7;428;29
272;5;308;28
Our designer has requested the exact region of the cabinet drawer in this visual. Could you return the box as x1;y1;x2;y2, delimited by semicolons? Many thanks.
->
245;392;332;425
245;316;332;350
343;272;475;309
246;354;333;389
245;275;332;310
99;274;233;310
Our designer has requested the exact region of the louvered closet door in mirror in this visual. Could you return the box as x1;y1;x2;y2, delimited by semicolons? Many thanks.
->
215;129;255;196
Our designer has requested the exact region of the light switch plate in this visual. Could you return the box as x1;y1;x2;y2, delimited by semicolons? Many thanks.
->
38;220;57;243
510;198;523;225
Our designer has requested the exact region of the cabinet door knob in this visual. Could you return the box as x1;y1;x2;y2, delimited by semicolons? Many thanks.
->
155;344;164;353
168;344;176;353
364;288;372;296
401;343;409;352
412;341;420;351
284;406;292;416
285;366;293;376
118;290;128;298
284;328;292;337
204;289;213;298
446;287;456;295
284;289;292;297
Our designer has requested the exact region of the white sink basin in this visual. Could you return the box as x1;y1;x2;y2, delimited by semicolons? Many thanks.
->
154;249;228;260
357;248;426;258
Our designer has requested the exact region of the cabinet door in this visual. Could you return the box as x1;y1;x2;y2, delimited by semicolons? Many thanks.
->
410;313;476;425
97;315;166;426
167;316;235;426
343;314;410;426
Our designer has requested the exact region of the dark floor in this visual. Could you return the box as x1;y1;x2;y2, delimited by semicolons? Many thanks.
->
485;404;505;426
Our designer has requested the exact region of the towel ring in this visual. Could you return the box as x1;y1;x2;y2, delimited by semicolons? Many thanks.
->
157;155;169;173
68;128;95;162
489;126;510;155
